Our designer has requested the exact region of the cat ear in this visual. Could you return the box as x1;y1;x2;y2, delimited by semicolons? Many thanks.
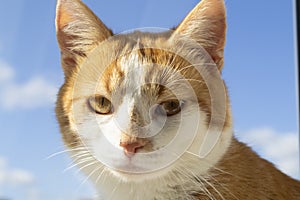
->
55;0;112;76
174;0;226;70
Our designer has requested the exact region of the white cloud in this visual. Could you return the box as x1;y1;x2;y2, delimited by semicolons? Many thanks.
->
0;156;40;200
2;77;57;109
9;169;35;186
0;157;7;184
236;127;299;179
0;59;58;110
0;60;14;82
0;156;92;200
0;157;35;186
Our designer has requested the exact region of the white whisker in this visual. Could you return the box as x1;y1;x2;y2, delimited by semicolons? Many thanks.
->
79;165;103;189
45;147;88;160
63;157;94;173
108;178;121;200
95;167;107;185
201;176;225;200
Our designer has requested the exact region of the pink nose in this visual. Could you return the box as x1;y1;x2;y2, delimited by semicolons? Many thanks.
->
119;141;145;157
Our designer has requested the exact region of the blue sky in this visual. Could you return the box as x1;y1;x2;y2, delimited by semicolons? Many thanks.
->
0;0;298;199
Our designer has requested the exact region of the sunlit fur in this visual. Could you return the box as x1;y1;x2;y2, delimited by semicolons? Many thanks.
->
55;0;300;199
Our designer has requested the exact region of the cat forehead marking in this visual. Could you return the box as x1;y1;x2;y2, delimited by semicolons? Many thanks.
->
119;52;146;96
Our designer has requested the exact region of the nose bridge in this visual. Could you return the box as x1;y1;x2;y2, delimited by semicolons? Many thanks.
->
130;101;151;128
120;132;147;147
114;94;151;137
120;131;137;144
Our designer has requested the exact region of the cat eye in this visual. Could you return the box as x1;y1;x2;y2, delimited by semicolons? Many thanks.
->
88;96;113;115
156;99;181;116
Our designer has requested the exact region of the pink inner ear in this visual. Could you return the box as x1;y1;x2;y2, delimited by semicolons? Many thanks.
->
56;0;78;31
56;5;73;30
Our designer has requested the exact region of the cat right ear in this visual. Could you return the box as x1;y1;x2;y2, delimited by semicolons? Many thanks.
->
173;0;226;71
55;0;112;76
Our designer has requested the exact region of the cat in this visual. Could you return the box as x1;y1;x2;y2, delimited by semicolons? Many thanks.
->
55;0;300;199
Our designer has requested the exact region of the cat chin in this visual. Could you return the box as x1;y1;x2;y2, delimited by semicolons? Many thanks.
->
107;165;176;183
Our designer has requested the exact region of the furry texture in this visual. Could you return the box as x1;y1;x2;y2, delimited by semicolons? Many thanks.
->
55;0;300;199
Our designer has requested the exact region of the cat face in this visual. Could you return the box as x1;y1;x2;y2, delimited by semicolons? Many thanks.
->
55;0;232;181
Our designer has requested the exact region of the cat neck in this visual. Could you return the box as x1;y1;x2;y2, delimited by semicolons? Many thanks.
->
207;138;300;199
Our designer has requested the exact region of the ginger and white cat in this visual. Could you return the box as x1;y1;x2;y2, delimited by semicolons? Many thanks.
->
55;0;300;199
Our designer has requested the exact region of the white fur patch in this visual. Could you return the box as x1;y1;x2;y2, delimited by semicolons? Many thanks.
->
69;45;233;200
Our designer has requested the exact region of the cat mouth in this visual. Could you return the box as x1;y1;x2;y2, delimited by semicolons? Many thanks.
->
122;147;153;158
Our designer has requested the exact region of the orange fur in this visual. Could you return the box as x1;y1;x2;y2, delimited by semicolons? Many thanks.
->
55;0;300;199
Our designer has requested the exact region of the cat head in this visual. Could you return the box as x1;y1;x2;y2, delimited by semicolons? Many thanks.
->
55;0;232;182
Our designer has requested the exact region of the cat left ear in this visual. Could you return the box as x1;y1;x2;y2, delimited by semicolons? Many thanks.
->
56;0;112;76
174;0;226;70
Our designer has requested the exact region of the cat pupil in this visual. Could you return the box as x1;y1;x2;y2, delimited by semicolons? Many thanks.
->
101;97;105;106
169;101;177;109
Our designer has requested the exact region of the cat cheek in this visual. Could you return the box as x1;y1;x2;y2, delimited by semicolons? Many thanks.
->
101;123;123;148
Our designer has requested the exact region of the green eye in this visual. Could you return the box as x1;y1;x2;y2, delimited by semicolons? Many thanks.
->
157;99;181;116
88;96;113;115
